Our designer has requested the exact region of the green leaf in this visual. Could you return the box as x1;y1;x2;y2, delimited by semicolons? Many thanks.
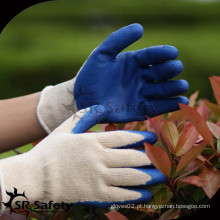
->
105;124;118;131
0;144;33;159
168;110;185;125
160;129;175;154
147;185;164;196
192;188;207;202
218;138;220;154
205;101;220;120
148;117;176;153
162;121;179;149
189;91;199;107
68;206;90;220
159;208;181;220
154;188;173;205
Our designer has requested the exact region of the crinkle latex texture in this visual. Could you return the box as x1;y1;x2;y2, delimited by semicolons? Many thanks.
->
74;24;189;123
37;23;189;132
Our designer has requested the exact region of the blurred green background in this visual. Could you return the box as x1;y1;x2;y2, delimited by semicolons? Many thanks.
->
0;0;220;101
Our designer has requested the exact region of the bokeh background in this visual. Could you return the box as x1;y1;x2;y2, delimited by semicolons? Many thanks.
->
0;0;220;101
0;2;219;217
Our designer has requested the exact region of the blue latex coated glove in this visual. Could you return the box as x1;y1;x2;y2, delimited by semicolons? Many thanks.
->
69;105;167;207
74;23;189;123
0;105;167;210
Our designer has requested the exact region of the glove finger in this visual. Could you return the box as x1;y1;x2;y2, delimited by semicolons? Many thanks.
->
107;168;167;187
134;45;179;67
145;96;189;117
95;130;157;148
102;187;152;207
95;23;143;59
143;80;189;99
78;187;152;207
134;149;154;167
72;105;106;134
133;168;167;185
105;149;152;168
141;60;183;82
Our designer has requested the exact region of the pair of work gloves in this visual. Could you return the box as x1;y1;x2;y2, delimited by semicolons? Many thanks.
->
0;24;189;212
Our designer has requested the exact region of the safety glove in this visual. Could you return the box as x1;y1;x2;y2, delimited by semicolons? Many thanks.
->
0;105;166;213
37;23;189;133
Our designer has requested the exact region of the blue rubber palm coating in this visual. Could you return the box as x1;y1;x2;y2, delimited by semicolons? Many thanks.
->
74;23;189;123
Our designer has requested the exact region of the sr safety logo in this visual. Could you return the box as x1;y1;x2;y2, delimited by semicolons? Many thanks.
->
2;188;74;217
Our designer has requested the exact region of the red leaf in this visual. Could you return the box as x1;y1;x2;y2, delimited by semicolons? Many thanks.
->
180;176;207;187
123;122;138;130
53;212;68;220
0;211;33;220
105;124;118;131
133;207;156;213
176;123;199;156
189;91;199;107
147;116;163;137
143;120;155;133
179;104;214;148
184;158;203;172
147;117;172;152
100;124;108;131
209;76;220;106
197;105;209;121
105;211;128;220
32;138;44;147
206;121;220;139
176;141;207;173
197;155;212;167
145;143;171;177
199;165;220;199
212;75;220;83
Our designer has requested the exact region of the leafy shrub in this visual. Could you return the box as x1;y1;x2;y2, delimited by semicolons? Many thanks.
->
3;76;220;220
102;76;220;220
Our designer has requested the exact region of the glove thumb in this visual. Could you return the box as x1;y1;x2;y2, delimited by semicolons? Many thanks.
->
54;105;106;134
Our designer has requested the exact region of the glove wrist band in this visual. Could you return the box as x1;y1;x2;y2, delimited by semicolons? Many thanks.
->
37;79;77;133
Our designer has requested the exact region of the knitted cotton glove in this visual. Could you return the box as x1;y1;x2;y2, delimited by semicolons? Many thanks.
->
0;105;166;213
37;23;189;133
